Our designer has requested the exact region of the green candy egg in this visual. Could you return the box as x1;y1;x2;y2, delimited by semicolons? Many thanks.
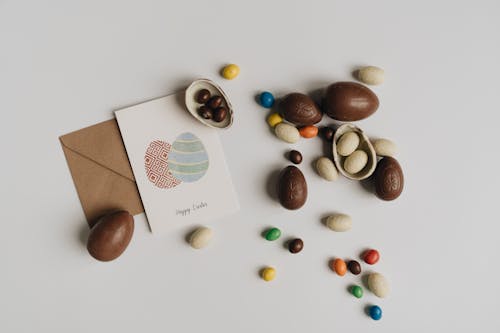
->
264;227;281;241
351;285;363;298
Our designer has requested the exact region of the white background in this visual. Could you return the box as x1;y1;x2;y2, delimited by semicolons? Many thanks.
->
1;1;499;332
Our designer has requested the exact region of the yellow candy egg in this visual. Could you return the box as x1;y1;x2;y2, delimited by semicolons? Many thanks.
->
222;64;240;80
267;113;283;127
261;267;276;281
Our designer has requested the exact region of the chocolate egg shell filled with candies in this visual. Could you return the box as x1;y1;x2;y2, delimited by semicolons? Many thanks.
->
374;156;404;200
185;79;233;129
324;82;379;121
280;93;322;126
87;210;134;261
332;124;377;180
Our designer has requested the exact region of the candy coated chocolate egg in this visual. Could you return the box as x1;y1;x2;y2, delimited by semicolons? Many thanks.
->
169;132;209;183
261;267;276;281
331;258;347;276
259;91;275;108
324;82;379;121
289;150;302;164
288;238;304;253
347;260;362;275
277;165;307;210
213;106;228;122
207;95;223;109
87;210;134;261
369;305;382;320
196;89;211;104
267;113;283;127
298;125;318;138
351;285;363;298
198;106;213;120
374;157;404;200
264;227;281;241
281;93;322;126
321;126;335;142
363;249;380;265
222;64;240;80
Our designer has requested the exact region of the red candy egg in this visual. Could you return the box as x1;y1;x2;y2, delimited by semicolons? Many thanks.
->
363;249;380;265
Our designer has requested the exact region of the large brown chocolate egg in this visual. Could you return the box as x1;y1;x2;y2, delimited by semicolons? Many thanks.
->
87;210;134;261
324;82;379;121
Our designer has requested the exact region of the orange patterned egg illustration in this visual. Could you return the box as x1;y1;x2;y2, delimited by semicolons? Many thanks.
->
144;140;182;189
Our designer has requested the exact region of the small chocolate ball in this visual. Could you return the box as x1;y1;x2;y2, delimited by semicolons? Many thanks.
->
288;238;304;254
207;96;223;109
213;106;228;122
196;89;211;104
198;105;213;120
321;126;335;142
289;150;303;164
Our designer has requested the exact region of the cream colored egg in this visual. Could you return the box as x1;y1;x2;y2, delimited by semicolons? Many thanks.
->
275;123;300;143
315;157;339;181
326;214;352;232
189;227;213;249
344;150;368;174
372;138;397;157
336;132;360;156
357;66;385;85
368;272;390;298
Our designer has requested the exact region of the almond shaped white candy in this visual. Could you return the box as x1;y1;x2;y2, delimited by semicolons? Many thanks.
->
275;123;300;143
357;66;385;85
368;272;390;298
344;150;368;174
372;138;397;157
189;226;213;249
336;131;360;156
315;157;339;181
326;214;352;232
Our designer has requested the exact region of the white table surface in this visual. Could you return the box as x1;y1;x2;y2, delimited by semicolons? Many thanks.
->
2;1;499;332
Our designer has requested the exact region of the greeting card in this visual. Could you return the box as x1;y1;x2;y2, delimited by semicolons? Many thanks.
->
115;92;239;234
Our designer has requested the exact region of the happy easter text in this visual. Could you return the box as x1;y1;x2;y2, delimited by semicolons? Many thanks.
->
175;201;208;217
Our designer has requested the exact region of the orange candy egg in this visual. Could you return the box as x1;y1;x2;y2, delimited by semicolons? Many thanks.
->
330;258;347;276
299;125;319;138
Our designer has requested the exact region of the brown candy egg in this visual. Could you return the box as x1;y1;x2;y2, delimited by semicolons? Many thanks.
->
374;157;404;201
277;165;308;210
281;93;322;126
324;82;379;121
87;210;134;261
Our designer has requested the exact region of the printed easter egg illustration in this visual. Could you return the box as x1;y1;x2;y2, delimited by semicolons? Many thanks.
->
168;132;209;183
144;140;182;189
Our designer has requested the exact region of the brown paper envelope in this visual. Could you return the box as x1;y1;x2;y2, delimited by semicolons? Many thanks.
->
60;119;144;226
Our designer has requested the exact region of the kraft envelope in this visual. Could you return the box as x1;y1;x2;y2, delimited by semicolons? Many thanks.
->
59;119;144;226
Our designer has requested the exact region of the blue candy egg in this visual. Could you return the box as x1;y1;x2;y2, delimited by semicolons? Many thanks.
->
369;305;382;320
168;132;209;183
259;91;275;108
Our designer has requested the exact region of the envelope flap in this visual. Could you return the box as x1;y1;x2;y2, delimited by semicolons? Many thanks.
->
59;119;135;181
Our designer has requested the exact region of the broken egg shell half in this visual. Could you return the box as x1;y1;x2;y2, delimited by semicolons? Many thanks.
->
185;78;234;129
332;123;376;180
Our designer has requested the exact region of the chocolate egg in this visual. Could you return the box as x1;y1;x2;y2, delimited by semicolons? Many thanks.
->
374;157;404;201
87;211;134;261
281;93;322;126
277;165;308;210
324;82;379;121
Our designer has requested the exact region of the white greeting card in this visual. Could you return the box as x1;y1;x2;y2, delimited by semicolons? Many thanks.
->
115;92;239;234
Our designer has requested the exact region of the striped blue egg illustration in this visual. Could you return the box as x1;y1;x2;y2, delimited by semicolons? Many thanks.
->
168;132;209;183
